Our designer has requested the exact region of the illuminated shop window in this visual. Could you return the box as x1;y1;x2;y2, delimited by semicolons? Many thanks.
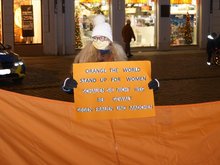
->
74;0;110;48
0;1;2;43
170;0;198;46
14;0;42;44
125;0;156;47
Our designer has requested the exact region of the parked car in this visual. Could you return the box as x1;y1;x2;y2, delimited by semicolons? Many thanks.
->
0;43;25;83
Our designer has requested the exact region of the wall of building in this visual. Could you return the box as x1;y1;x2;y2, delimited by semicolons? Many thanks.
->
42;0;57;55
157;0;170;50
212;0;220;35
2;0;14;48
198;0;220;48
2;0;220;56
111;0;125;46
43;0;74;56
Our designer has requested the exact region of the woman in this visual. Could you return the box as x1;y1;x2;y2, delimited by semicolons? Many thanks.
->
62;14;159;94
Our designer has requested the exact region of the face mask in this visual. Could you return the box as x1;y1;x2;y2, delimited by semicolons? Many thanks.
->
92;40;110;50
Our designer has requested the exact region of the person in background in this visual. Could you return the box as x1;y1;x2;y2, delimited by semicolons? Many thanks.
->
206;32;217;65
122;19;136;58
62;14;159;96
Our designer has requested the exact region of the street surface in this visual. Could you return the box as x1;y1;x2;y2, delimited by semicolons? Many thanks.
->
1;49;220;106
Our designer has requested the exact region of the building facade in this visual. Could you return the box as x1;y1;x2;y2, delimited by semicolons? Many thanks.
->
0;0;219;56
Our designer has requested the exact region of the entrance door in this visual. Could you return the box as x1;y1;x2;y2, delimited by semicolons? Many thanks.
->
125;0;157;47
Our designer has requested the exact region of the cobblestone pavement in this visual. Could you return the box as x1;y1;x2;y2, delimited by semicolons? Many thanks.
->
1;49;220;106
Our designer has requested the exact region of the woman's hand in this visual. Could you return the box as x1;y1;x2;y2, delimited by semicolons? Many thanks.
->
62;77;78;94
148;79;160;92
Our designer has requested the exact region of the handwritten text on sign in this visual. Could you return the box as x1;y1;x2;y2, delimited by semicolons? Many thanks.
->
73;61;155;120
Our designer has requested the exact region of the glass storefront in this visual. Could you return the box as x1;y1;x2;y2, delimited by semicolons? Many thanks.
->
14;0;42;44
0;1;2;43
125;0;156;47
74;0;110;48
74;0;199;49
170;0;198;46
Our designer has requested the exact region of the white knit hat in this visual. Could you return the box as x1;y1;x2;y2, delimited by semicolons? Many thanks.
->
92;14;113;42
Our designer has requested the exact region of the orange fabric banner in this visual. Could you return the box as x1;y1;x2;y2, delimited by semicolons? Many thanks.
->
73;61;155;120
1;89;220;165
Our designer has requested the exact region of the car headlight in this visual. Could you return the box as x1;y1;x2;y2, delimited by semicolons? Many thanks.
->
0;69;11;75
0;52;7;55
14;61;24;67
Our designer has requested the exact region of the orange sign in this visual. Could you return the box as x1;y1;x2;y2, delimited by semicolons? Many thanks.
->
72;61;155;120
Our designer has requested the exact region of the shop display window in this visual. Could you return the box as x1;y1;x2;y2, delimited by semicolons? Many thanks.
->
170;0;198;46
74;0;110;48
14;0;42;44
0;1;2;43
125;0;156;47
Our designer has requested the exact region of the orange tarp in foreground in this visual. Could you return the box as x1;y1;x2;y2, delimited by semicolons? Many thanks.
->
1;89;220;165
